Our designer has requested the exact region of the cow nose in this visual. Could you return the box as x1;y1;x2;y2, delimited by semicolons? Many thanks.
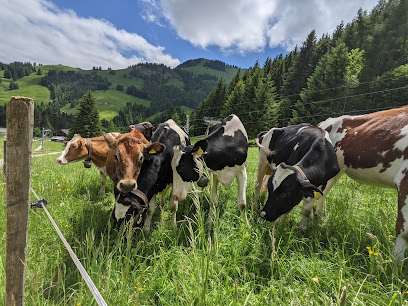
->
172;194;179;201
260;211;266;218
119;181;136;192
56;158;63;164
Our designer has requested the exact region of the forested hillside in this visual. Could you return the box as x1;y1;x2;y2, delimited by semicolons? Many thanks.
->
192;0;408;137
0;59;240;133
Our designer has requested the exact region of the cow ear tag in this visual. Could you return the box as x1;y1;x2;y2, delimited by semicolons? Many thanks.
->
196;147;204;156
137;214;143;224
149;148;156;154
313;191;322;199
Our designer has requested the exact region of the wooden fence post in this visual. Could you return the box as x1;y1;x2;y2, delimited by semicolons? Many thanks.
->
3;139;5;175
5;96;34;306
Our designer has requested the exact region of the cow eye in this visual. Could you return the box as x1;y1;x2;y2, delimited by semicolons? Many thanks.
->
140;155;144;162
114;154;118;161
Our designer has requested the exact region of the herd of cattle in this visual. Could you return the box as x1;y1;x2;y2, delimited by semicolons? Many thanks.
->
57;105;408;263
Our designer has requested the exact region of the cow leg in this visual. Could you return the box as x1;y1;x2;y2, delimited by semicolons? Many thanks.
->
236;163;248;224
168;190;179;229
143;195;157;235
98;171;106;198
207;174;219;223
393;178;408;263
316;173;342;219
254;157;271;212
299;198;316;229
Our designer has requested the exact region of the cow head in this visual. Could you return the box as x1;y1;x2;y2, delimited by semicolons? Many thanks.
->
104;130;165;193
57;134;89;165
171;140;208;201
260;162;323;222
128;121;154;141
114;191;148;228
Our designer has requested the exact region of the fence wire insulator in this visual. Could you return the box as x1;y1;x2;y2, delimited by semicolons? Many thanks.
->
30;199;48;209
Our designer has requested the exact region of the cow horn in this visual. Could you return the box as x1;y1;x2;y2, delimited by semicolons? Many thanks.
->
260;211;266;218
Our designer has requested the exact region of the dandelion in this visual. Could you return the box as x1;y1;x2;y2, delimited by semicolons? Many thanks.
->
310;271;314;275
65;224;69;227
138;288;142;292
137;282;140;286
369;251;374;255
57;188;61;192
379;281;383;286
394;218;397;221
366;246;371;250
77;303;81;306
66;188;70;191
312;277;319;283
374;252;379;256
144;285;146;288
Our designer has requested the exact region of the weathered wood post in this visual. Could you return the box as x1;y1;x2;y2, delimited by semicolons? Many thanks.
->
5;96;34;306
3;139;5;174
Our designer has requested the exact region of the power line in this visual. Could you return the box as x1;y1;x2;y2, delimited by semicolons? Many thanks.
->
190;74;407;114
187;84;408;124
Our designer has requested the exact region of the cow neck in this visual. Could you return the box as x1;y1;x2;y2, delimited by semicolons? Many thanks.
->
130;189;149;208
85;138;93;160
292;165;308;181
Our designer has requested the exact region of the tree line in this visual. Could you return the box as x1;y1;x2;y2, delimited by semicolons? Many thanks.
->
191;0;408;138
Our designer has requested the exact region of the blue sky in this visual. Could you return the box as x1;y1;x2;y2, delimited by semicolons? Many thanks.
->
0;0;379;70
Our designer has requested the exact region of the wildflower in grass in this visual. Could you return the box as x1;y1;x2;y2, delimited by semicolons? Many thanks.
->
57;188;61;192
144;285;146;288
366;246;371;250
394;218;397;221
369;251;374;255
138;288;142;292
65;224;69;227
137;282;140;286
310;271;313;275
312;277;319;283
66;188;70;191
379;281;383;286
374;252;379;256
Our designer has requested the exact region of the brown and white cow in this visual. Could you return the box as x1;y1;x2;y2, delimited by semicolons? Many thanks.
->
56;133;119;197
318;105;408;262
104;129;166;193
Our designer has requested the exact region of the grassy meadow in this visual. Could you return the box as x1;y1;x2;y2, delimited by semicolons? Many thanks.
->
1;147;408;305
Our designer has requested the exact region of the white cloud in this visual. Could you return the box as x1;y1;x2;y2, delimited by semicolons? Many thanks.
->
146;0;378;53
0;0;180;69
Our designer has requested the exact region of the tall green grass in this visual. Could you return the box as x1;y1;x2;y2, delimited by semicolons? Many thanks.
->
1;147;408;305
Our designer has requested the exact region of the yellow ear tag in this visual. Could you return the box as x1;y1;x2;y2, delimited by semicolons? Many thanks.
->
313;191;322;199
196;147;204;155
137;214;143;224
149;148;156;154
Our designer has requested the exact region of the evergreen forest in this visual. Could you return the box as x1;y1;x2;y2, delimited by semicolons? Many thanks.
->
191;0;408;137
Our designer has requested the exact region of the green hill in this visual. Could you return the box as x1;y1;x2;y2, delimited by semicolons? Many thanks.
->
0;60;240;123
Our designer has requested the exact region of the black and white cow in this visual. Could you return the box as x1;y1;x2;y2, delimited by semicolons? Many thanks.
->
128;122;154;141
255;123;340;228
171;114;249;222
115;119;190;234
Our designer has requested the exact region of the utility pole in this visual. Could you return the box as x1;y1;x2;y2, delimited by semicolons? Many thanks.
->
41;128;50;150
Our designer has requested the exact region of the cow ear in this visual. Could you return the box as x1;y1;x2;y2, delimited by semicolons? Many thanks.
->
192;140;208;156
103;132;117;149
144;142;166;155
300;179;323;199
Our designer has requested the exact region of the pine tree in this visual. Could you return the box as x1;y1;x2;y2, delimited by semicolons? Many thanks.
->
68;91;102;138
291;43;352;125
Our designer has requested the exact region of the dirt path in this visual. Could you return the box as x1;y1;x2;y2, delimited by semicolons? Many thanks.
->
0;151;61;169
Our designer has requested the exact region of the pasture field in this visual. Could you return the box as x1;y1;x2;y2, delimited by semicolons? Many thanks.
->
1;147;408;305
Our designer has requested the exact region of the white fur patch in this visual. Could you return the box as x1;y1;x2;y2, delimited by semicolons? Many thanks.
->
393;125;408;152
272;165;295;191
212;164;245;188
166;119;189;143
114;202;130;221
293;142;299;151
56;134;82;164
222;115;248;140
296;126;308;134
